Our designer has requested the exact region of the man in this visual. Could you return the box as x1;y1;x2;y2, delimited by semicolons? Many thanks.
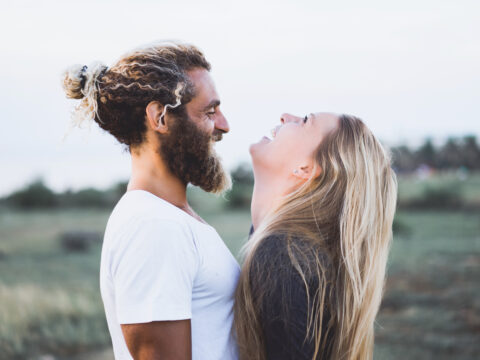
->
63;42;240;359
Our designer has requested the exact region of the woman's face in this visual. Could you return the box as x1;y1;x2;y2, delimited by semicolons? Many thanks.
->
250;112;339;183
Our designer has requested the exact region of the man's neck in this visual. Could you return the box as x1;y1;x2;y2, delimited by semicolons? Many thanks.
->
127;147;189;212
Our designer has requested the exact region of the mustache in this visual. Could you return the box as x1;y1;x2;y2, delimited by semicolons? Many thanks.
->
211;131;224;142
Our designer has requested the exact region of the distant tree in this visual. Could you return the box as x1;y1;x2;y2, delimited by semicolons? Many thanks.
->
462;135;480;170
111;181;128;200
389;135;480;173
72;188;108;207
391;145;417;173
437;137;462;169
231;163;254;186
58;181;129;208
415;138;436;167
226;163;254;209
5;179;57;209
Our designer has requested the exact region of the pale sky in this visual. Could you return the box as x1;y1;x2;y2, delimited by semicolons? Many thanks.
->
0;0;479;196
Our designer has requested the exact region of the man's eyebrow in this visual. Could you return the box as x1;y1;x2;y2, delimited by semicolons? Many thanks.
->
203;99;221;111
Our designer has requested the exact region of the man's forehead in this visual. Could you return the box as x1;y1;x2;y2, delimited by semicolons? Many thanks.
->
186;68;211;83
186;68;219;107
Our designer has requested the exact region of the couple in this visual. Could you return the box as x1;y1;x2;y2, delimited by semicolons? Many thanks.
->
62;42;397;360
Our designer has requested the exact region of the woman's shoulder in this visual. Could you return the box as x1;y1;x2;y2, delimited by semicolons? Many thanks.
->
251;233;290;269
254;232;326;263
251;233;311;274
251;231;332;285
255;232;288;253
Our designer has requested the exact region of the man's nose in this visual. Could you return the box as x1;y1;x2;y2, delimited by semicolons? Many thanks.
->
280;113;301;124
215;112;230;134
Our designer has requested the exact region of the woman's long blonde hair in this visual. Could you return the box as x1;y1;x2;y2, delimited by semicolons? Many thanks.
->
234;115;398;360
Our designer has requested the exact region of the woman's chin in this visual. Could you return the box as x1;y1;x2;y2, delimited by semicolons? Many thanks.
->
249;137;269;155
248;143;257;157
260;135;272;143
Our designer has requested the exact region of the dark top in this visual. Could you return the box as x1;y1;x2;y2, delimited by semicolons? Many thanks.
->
248;227;333;360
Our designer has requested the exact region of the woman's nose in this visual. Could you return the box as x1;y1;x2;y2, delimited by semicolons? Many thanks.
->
280;113;301;124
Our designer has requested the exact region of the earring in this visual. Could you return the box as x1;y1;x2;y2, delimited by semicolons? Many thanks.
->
293;169;298;174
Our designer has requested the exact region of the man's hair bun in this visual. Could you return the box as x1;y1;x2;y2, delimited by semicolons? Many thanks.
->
62;63;107;99
61;62;108;127
62;64;89;99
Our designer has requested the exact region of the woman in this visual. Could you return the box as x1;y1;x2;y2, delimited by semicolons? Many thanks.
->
234;112;397;360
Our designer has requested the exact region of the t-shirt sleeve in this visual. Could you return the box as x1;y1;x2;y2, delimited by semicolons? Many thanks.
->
110;218;199;324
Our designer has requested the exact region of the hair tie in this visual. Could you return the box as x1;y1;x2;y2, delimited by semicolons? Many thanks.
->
79;65;88;90
99;65;108;79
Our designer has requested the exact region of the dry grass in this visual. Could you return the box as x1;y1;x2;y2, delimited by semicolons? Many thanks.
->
0;283;108;359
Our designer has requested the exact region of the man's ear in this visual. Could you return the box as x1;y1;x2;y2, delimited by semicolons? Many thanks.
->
146;101;168;133
292;163;322;181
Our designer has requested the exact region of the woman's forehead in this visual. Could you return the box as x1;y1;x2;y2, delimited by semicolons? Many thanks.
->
311;112;340;134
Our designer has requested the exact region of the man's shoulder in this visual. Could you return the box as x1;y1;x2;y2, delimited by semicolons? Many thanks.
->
104;191;195;244
111;190;190;224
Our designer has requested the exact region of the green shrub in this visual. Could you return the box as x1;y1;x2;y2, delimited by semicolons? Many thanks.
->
401;184;464;210
224;164;253;209
392;217;413;238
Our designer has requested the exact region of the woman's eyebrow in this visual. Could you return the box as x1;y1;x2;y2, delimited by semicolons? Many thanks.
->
305;113;315;125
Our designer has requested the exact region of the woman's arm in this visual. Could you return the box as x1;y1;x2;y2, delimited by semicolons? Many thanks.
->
251;236;318;360
262;269;316;359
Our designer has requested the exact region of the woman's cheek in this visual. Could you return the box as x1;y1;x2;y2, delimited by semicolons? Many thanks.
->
269;141;292;167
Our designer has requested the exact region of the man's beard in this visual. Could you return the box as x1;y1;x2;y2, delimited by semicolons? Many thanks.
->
157;110;231;194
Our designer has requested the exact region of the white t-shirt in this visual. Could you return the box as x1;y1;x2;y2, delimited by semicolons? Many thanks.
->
100;190;240;360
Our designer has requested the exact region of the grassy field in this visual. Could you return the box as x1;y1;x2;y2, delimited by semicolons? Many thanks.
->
375;210;480;360
0;209;111;359
0;202;252;360
1;177;479;359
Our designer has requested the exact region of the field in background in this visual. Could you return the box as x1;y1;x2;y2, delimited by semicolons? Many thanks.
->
375;210;480;359
397;171;480;208
0;201;252;360
0;175;479;359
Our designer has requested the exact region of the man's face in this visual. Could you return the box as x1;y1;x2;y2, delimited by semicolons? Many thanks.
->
184;68;229;138
157;68;231;194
